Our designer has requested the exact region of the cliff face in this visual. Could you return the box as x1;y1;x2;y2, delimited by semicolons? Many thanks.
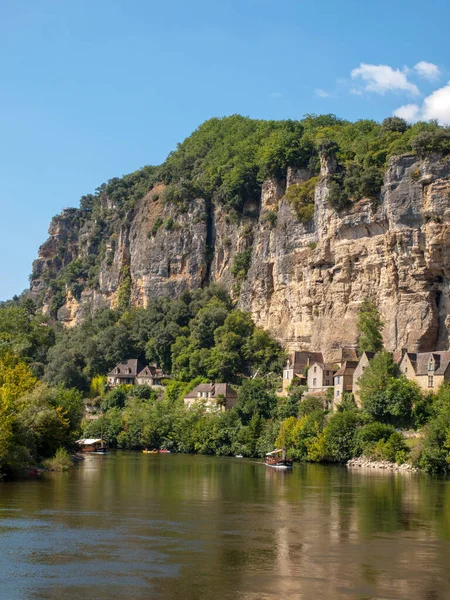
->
30;153;450;358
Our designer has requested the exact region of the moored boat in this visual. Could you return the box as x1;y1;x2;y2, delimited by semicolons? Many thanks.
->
143;449;159;454
265;449;293;469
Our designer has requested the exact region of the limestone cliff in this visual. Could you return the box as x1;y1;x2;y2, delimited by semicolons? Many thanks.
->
30;152;450;358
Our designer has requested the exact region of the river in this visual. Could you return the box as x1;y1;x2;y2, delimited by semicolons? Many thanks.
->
1;452;450;599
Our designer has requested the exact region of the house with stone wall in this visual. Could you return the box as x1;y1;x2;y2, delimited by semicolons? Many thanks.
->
333;361;358;408
399;351;450;393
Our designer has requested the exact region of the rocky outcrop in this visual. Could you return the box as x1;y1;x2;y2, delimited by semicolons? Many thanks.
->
30;153;450;358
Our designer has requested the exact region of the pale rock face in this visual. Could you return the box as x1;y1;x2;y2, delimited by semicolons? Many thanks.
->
30;153;450;357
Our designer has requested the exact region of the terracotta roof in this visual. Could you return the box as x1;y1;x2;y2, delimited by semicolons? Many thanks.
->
334;360;359;377
184;383;237;399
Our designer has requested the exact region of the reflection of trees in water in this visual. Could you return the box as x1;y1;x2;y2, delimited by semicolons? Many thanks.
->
3;455;450;600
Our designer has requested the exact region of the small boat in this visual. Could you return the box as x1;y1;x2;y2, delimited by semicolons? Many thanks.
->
158;449;171;454
235;454;243;458
143;449;158;454
265;449;293;469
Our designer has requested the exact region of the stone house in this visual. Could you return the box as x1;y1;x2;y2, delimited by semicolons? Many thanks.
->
352;352;376;405
399;351;450;393
307;361;337;393
282;351;324;394
107;359;167;388
183;383;238;412
333;361;359;408
135;365;166;387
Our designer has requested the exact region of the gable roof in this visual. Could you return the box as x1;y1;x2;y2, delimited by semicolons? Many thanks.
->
289;351;324;371
184;383;237;399
414;351;450;375
334;360;359;378
108;359;146;378
137;365;166;379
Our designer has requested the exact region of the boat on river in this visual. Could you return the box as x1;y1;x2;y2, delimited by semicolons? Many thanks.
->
265;449;293;469
143;449;158;454
75;438;109;454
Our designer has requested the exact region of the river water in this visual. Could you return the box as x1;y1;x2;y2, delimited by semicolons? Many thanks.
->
1;453;450;600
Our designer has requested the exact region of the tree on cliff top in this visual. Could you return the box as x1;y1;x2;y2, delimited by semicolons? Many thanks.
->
357;299;384;354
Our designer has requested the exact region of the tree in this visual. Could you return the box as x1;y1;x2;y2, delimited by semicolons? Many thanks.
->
357;299;384;353
324;411;360;463
357;351;399;408
236;379;277;424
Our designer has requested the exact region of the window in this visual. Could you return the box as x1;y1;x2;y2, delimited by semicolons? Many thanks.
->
336;376;340;385
197;392;201;397
428;376;434;388
405;367;408;373
336;390;340;397
117;368;120;374
325;380;329;386
313;378;317;386
428;361;434;372
202;392;207;398
314;366;317;373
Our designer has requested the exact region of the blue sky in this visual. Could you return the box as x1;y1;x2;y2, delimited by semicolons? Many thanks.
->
1;0;449;300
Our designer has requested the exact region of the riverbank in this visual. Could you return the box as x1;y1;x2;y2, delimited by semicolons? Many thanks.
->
347;457;420;472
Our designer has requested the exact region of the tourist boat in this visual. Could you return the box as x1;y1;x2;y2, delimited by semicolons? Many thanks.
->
75;438;109;454
265;449;293;469
235;454;243;458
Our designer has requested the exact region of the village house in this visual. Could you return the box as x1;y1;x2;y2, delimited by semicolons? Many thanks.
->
307;361;338;393
282;351;324;394
352;351;375;405
399;350;450;393
183;383;238;412
107;359;167;388
333;360;359;408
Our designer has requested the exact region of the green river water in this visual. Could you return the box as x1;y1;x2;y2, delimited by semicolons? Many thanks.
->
1;452;450;599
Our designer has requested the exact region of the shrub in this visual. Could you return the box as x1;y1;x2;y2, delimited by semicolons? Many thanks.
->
262;210;277;228
151;217;163;235
285;177;318;223
354;422;396;456
307;241;317;250
43;448;72;471
164;217;174;231
412;130;450;158
231;249;252;280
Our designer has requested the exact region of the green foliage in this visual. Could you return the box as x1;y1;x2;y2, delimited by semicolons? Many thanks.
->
381;117;409;133
151;217;163;235
43;448;72;471
117;266;132;310
262;210;277;228
411;130;450;158
357;299;384;353
285;177;318;223
324;410;360;463
357;350;399;406
231;249;252;281
235;379;277;424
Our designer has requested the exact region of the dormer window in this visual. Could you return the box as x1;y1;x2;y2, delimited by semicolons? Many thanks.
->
117;368;120;374
428;360;435;372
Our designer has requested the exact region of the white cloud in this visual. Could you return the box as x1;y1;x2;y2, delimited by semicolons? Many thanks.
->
393;103;420;121
351;63;420;95
422;82;450;124
315;88;330;98
393;81;450;125
414;61;440;80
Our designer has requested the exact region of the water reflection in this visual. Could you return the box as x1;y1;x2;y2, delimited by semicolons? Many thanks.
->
0;453;450;599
